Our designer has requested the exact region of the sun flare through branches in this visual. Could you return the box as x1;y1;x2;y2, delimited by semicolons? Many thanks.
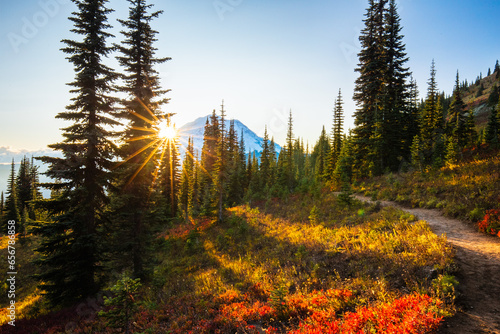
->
156;119;178;140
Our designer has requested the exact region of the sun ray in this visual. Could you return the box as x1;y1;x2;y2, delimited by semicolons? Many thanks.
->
126;134;158;142
130;126;156;133
126;138;166;187
156;119;177;140
128;109;155;125
113;138;162;170
135;97;160;123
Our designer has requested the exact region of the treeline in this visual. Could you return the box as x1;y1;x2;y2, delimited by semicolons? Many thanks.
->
177;89;346;224
0;157;42;236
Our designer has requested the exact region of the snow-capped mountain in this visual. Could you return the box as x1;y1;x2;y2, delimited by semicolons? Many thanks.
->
177;115;281;158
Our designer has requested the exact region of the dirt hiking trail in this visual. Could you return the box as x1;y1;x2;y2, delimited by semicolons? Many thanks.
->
353;194;500;334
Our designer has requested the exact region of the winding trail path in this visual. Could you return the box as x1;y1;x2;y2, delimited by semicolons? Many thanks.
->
353;194;500;333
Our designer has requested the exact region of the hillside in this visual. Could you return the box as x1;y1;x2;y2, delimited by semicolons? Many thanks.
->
456;65;500;129
0;192;455;333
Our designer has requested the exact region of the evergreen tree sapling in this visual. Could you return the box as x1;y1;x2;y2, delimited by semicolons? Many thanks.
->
99;276;142;334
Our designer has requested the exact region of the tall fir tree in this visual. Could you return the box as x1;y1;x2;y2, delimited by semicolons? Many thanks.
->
260;126;272;189
416;60;445;166
381;0;411;171
214;101;227;222
352;0;387;177
402;76;420;160
33;0;118;305
110;0;170;279
3;160;20;230
200;112;220;214
226;120;243;205
283;110;296;191
447;72;468;149
352;0;413;175
327;89;345;179
178;137;194;222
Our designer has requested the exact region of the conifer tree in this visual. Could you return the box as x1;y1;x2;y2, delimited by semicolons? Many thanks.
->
447;72;468;148
421;61;439;141
29;157;42;207
495;60;500;73
402;77;420;160
214;101;227;222
247;151;260;199
312;127;330;181
202;111;220;175
334;134;355;186
199;112;220;213
16;156;36;235
488;84;499;106
158;120;181;218
110;0;170;279
418;60;445;166
226;121;243;205
179;137;194;222
327;89;345;179
260;127;272;189
464;109;477;148
381;0;411;171
284;110;296;191
353;0;387;177
485;99;500;146
238;131;248;191
16;156;33;213
476;83;485;98
3;160;20;230
269;138;277;184
191;156;201;216
33;0;118;304
0;192;4;223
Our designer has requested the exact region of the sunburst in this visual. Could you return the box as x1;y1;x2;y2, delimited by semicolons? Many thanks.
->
115;97;216;200
156;119;178;140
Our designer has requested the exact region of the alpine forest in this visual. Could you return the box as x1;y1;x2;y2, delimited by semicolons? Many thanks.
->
1;0;500;333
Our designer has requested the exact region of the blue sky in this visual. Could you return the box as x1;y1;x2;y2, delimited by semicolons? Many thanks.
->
1;0;499;155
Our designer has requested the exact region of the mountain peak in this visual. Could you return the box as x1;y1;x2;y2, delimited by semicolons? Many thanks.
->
178;115;281;157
